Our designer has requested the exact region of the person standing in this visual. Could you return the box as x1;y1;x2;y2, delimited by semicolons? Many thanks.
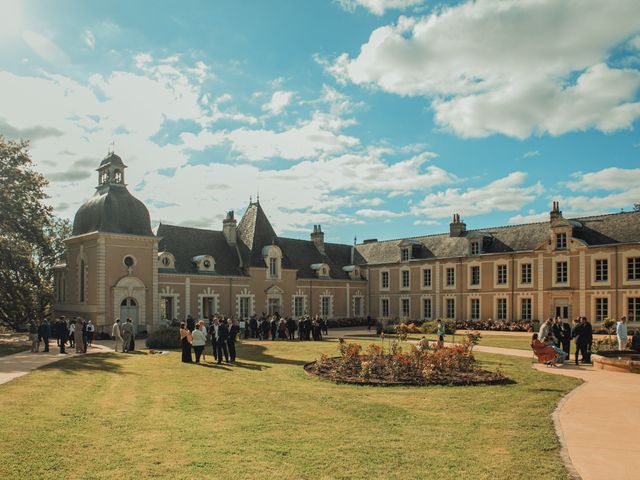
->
270;316;278;341
74;318;84;353
41;318;51;353
561;318;572;357
68;320;76;348
216;318;230;364
261;317;269;341
191;322;207;364
582;317;593;363
112;319;124;353
86;320;95;347
250;315;258;339
227;318;239;363
81;319;89;353
538;318;552;342
320;316;328;336
209;318;219;362
436;319;445;347
616;316;628;351
121;318;134;353
286;317;296;340
29;321;39;352
179;322;193;363
56;318;68;354
367;315;373;331
186;315;195;333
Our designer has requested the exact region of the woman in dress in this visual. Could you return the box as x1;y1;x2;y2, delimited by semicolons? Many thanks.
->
191;321;207;364
531;333;559;366
616;316;628;351
180;322;193;363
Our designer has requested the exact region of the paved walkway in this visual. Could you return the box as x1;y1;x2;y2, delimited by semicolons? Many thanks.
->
0;343;112;386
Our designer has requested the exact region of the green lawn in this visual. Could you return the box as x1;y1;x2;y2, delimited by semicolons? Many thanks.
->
0;339;580;480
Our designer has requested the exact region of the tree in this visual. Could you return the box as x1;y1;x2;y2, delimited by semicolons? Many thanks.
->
0;136;69;329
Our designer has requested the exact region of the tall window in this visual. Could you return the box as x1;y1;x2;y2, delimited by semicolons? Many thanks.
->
556;232;567;250
320;296;331;317
445;298;455;319
520;263;532;284
239;297;250;319
595;259;608;282
202;297;217;318
497;298;507;320
401;298;410;318
628;297;640;322
293;297;304;318
521;298;532;321
470;241;479;256
79;259;86;303
446;267;455;287
381;271;389;289
627;257;640;281
595;298;608;322
470;298;480;320
497;264;508;285
422;268;432;288
470;266;480;286
353;297;363;317
401;270;410;289
401;248;410;262
269;258;278;278
381;298;390;318
423;298;432;320
556;261;568;284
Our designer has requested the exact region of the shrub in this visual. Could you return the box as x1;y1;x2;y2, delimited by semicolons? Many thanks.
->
145;327;181;349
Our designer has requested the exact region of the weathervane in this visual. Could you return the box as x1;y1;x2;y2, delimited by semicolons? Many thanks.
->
107;141;115;155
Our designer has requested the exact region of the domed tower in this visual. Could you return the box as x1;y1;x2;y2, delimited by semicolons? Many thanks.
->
55;152;159;335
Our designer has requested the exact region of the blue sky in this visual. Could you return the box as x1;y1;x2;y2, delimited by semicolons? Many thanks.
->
1;0;639;244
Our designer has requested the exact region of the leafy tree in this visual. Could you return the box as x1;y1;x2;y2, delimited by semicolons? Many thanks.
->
0;136;70;329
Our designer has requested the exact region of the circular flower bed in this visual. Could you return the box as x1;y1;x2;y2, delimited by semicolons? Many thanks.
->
305;339;509;386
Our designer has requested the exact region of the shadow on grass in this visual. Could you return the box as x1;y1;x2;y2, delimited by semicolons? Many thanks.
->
40;353;126;375
238;343;308;366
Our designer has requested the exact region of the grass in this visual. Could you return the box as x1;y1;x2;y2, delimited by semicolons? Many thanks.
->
0;339;580;480
351;332;534;351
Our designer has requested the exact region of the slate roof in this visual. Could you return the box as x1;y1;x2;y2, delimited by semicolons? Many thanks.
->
355;210;640;265
236;202;278;268
156;224;244;276
277;237;356;279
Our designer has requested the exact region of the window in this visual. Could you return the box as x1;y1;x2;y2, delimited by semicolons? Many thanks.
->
423;298;432;320
628;297;640;322
269;257;278;278
294;297;305;318
556;261;568;284
627;257;640;281
401;298;410;318
556;232;567;250
113;169;123;183
381;298;390;318
470;266;480;286
202;297;217;318
353;297;363;317
470;241;479;256
320;296;331;317
595;259;608;282
497;264;508;285
470;298;480;320
161;256;170;267
446;267;455;287
401;270;410;289
160;297;174;320
497;298;507;320
595;298;608;322
445;298;455;319
381;271;389;289
520;263;532;284
401;248;410;262
422;268;432;288
79;259;86;303
239;297;251;320
123;255;135;268
521;298;532;321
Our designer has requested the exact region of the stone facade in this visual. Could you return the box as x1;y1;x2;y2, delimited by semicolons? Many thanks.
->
53;153;640;334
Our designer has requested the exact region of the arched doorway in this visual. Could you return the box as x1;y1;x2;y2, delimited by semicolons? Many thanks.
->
120;297;139;329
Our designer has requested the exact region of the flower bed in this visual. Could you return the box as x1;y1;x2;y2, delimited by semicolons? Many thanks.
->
305;339;509;386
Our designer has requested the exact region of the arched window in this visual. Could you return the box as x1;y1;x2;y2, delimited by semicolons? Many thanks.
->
113;169;123;183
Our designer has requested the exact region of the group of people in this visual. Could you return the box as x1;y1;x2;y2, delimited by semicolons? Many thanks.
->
247;313;327;341
530;316;637;367
28;317;96;354
111;318;136;353
179;315;240;364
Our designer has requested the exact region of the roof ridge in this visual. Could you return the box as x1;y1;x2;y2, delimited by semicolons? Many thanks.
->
158;223;223;234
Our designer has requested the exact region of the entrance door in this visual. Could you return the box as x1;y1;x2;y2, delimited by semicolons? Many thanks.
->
554;305;569;320
268;298;281;317
120;297;139;329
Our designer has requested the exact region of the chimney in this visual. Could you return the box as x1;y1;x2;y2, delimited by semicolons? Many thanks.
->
449;213;466;237
223;210;237;246
550;201;562;222
311;224;325;254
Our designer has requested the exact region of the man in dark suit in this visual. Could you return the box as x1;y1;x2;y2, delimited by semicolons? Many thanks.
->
216;319;230;364
582;317;593;363
572;317;588;365
209;318;218;362
40;318;51;353
56;318;68;354
250;315;258;339
186;315;195;333
561;319;572;357
227;319;239;363
286;317;296;340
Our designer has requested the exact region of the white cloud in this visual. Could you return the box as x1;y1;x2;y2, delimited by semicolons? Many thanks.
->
83;29;95;49
413;219;440;226
355;208;406;218
358;197;385;206
328;0;640;138
522;150;540;159
337;0;422;16
411;172;543;218
567;167;640;192
262;90;293;116
22;30;71;66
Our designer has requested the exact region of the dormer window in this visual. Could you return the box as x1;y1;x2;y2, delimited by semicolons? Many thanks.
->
470;241;479;256
311;263;330;278
401;248;410;262
262;245;283;280
269;258;278;278
556;232;567;250
158;251;176;269
100;170;109;184
342;265;360;279
192;255;215;273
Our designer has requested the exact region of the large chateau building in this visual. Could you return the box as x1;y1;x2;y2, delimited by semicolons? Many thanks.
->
54;153;640;334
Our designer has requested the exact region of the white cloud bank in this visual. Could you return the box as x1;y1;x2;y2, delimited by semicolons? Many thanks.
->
327;0;640;138
337;0;423;16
